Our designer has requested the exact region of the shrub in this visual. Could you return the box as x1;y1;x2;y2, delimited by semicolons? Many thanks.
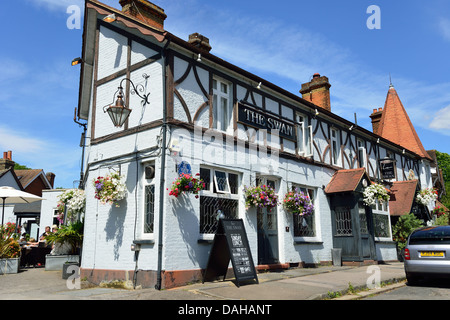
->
392;213;423;251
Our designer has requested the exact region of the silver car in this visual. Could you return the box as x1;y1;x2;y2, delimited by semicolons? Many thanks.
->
404;225;450;285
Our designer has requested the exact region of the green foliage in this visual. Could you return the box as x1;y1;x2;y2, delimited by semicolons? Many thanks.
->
45;221;84;255
392;213;423;251
0;223;21;259
436;151;450;209
14;163;31;170
435;213;450;226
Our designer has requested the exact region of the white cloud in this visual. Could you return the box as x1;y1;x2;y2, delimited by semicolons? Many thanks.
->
26;0;84;11
0;125;81;188
439;18;450;42
429;105;450;130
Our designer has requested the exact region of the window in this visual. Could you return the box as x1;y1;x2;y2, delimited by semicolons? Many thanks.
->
213;78;233;133
144;185;155;234
143;162;155;236
199;167;239;235
357;139;367;168
371;199;391;239
296;113;313;157
331;128;340;165
292;185;316;237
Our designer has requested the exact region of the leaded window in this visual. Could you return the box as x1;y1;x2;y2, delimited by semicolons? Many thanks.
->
144;185;155;234
199;167;239;235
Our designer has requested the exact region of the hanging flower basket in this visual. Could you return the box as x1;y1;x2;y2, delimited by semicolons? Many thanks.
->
168;173;205;198
416;188;438;206
363;183;390;206
93;173;127;207
57;189;86;223
243;185;278;210
283;188;314;216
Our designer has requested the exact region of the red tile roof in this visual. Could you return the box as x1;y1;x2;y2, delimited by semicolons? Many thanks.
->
377;86;432;160
325;168;370;194
389;180;418;216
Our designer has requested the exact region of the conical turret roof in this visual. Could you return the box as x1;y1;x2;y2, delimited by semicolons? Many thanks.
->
377;85;431;160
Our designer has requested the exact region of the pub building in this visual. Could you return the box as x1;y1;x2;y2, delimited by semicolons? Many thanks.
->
76;0;436;289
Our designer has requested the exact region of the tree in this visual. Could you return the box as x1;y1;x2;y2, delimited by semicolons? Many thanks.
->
436;151;450;209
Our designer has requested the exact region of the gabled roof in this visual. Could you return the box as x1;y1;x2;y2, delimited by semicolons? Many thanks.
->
0;168;24;191
378;86;432;160
15;169;52;190
325;168;371;194
389;180;418;216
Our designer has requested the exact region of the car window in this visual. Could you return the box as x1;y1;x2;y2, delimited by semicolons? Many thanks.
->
409;227;450;245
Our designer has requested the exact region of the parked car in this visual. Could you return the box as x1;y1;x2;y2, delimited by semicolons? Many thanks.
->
404;225;450;285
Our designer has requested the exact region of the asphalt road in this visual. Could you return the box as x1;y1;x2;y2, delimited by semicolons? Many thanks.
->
363;278;450;300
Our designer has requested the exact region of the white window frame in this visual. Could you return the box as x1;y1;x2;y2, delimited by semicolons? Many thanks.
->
290;184;320;242
296;112;313;157
371;200;392;242
199;167;240;239
357;139;367;168
212;77;233;134
331;127;340;166
139;163;156;241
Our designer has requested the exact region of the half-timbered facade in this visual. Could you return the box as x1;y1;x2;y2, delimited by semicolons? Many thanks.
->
77;0;435;289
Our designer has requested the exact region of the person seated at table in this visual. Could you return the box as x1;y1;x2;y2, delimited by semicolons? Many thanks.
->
24;238;39;248
39;226;51;241
19;233;29;246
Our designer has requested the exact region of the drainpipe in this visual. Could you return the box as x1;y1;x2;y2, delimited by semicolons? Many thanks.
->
155;39;170;290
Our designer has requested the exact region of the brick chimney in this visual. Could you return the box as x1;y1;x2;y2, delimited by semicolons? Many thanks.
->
370;107;383;135
119;0;167;30
188;33;212;53
0;150;15;171
300;73;332;112
46;172;56;188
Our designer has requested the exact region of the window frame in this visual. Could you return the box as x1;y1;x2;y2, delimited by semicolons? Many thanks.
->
331;127;340;166
290;184;320;241
357;139;367;169
140;163;156;241
296;112;313;157
199;167;240;239
212;77;233;134
371;200;392;241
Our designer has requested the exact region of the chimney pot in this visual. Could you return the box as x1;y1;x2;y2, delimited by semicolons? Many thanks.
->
370;108;383;135
0;150;14;171
300;74;332;112
119;0;167;30
188;33;212;53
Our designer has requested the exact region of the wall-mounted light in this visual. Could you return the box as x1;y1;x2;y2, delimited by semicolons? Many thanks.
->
71;57;82;66
197;53;202;62
103;13;117;23
377;138;380;144
256;82;262;89
103;74;150;127
349;125;354;131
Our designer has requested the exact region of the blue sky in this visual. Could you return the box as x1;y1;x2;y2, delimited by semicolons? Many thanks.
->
1;0;449;188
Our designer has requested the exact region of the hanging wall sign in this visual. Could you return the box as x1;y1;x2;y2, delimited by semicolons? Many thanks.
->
203;219;258;287
379;158;396;179
237;102;296;141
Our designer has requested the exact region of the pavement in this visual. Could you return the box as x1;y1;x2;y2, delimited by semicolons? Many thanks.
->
0;262;406;301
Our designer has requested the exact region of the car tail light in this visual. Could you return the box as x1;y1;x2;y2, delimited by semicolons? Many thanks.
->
404;248;410;260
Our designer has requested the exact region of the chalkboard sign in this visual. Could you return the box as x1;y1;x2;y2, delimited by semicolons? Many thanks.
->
203;219;258;287
379;158;396;179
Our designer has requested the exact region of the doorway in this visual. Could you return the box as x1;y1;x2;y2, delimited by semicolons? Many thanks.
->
256;178;279;265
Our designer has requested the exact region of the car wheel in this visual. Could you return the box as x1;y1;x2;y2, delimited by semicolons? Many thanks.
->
406;273;421;286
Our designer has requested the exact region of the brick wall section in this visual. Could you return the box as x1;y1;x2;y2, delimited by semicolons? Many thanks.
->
300;73;331;111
